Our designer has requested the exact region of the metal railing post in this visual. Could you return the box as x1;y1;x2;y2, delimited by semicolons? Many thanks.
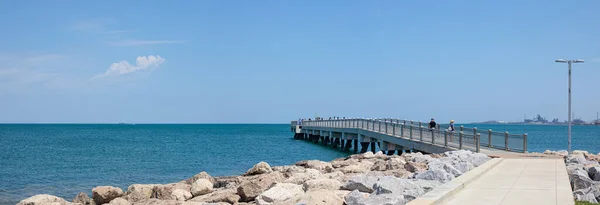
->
488;129;492;147
523;133;528;153
473;127;477;147
505;131;509;151
372;120;375;131
459;131;463;149
432;128;435;145
392;121;396;135
409;124;413;140
401;123;404;137
419;126;423;141
378;120;382;132
385;121;388;134
444;130;448;147
476;133;481;153
460;125;464;132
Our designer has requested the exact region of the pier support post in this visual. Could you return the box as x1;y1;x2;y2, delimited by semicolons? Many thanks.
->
360;142;369;153
370;142;376;153
345;139;352;151
340;136;346;150
353;139;358;152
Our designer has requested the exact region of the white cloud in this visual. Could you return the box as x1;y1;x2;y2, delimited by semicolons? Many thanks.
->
95;55;165;78
106;40;186;46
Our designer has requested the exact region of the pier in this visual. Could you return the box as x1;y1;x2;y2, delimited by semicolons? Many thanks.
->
290;118;528;156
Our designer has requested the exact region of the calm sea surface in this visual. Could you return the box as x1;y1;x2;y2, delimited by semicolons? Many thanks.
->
1;124;599;204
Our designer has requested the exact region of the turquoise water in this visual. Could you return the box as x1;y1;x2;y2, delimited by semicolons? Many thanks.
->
1;124;599;205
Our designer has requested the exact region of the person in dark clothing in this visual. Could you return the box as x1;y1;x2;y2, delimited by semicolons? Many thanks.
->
428;118;437;129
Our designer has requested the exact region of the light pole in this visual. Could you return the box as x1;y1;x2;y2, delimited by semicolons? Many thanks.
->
555;59;584;153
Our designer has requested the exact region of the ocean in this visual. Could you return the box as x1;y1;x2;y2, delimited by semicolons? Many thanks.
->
1;123;599;204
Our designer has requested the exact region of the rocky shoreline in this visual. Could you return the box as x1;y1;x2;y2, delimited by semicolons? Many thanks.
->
17;150;490;205
542;150;600;203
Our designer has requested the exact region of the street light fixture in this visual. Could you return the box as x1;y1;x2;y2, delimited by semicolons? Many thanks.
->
555;59;585;153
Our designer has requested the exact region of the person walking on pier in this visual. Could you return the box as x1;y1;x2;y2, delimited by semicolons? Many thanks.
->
448;120;455;142
429;118;437;137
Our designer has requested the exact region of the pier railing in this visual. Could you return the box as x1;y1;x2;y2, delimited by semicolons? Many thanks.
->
299;118;527;153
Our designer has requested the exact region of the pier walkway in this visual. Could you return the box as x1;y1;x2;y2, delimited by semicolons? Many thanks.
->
291;118;528;155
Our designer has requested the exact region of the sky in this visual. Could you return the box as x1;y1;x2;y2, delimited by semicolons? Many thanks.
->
0;1;599;123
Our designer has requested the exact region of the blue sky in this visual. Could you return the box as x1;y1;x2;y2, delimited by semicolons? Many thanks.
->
0;0;599;123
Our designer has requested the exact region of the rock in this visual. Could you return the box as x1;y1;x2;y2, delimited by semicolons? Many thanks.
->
131;198;178;205
404;161;428;173
414;180;443;192
572;169;596;191
344;190;368;205
73;192;94;205
574;150;590;155
386;158;406;170
339;160;374;174
406;153;433;163
272;165;306;176
382;169;413;179
452;161;475;173
468;153;490;167
372;176;432;199
322;171;344;180
589;167;600;181
92;186;124;205
585;153;600;163
414;169;455;183
295;160;334;173
430;153;443;158
237;171;284;202
108;198;130;205
17;194;70;205
374;151;387;159
283;169;322;184
427;160;463;177
573;187;599;203
255;183;303;205
342;173;381;193
125;184;158;203
352;152;375;159
152;183;192;201
293;189;344;205
213;176;240;189
357;194;407;205
567;163;585;175
556;150;569;156
370;160;387;171
191;179;213;196
332;158;359;168
188;188;240;204
245;161;272;176
567;154;587;164
171;189;192;201
184;172;217;186
302;178;342;191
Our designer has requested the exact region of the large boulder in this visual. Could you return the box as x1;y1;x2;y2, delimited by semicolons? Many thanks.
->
573;187;599;203
355;194;407;205
404;162;427;173
108;198;130;205
191;179;213;196
256;183;303;205
184;172;217;186
152;183;192;201
73;192;94;205
589;167;600;181
405;153;433;163
213;176;241;189
188;188;240;204
124;184;158;203
17;194;71;205
92;186;124;205
386;158;406;170
338;160;374;174
272;165;306;177
295;160;334;173
467;153;490;167
130;198;178;205
452;161;475;173
283;168;321;184
372;176;433;199
332;158;359;168
427;160;463;177
245;161;272;175
567;154;587;164
414;169;455;183
293;189;344;205
571;169;595;191
341;173;381;193
302;178;342;191
370;159;387;171
344;190;369;205
237;171;284;202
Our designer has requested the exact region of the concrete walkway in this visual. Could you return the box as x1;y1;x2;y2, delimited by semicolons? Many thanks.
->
442;158;574;205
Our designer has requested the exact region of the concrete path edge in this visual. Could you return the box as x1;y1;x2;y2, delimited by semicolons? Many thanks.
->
406;158;505;205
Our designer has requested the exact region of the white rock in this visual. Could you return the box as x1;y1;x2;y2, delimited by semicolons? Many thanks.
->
256;183;303;205
245;161;272;175
191;178;214;196
108;198;131;205
92;186;124;205
302;178;342;191
17;194;71;205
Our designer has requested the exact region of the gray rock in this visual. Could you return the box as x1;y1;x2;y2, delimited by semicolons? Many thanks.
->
468;153;490;167
256;183;303;205
372;176;427;199
414;180;443;192
295;160;334;173
152;183;192;201
404;161;427;173
332;158;359;168
588;167;600;181
191;178;213;196
17;194;71;205
371;160;387;171
342;173;381;193
567;154;587;164
452;161;475;174
188;188;240;204
245;161;273;176
92;186;124;205
293;189;344;205
344;190;367;205
573;187;599;203
571;169;595;191
414;169;455;183
237;171;284;202
302;178;342;191
386;158;406;170
358;194;406;205
427;161;463;177
184;172;217;186
73;192;94;205
125;184;159;203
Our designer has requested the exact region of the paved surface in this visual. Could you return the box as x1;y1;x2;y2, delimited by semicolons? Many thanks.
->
442;158;574;205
